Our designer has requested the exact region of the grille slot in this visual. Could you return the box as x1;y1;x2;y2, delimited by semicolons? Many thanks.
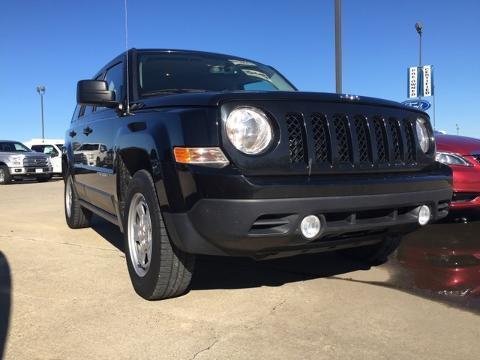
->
373;117;388;162
333;115;352;163
286;113;306;164
311;113;331;163
388;118;403;162
354;115;371;163
403;120;416;162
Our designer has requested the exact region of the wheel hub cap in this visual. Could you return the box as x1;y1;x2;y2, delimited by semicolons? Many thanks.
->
65;178;73;218
127;193;153;277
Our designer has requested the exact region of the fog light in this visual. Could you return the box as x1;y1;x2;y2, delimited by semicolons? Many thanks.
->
300;215;321;239
418;205;431;226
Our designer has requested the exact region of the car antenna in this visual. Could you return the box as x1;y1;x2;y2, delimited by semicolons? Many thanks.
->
123;0;133;115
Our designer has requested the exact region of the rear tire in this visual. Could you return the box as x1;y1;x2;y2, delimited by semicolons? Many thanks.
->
64;175;92;229
0;165;11;185
124;170;195;300
340;235;403;266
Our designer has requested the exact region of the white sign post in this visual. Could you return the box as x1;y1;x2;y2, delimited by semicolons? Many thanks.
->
423;65;433;97
408;67;419;98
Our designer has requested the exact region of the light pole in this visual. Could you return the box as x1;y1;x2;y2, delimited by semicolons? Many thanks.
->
415;22;423;101
415;22;423;67
36;85;46;142
335;0;342;94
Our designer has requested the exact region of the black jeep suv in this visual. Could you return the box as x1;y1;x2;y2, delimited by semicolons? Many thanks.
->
64;49;452;300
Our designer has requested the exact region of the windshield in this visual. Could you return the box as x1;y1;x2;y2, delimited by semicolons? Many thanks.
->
137;52;296;97
0;141;31;153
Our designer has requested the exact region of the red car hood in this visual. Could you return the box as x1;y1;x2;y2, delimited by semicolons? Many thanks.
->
436;134;480;155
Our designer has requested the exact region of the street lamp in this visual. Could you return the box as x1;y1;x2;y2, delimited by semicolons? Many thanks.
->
36;85;46;142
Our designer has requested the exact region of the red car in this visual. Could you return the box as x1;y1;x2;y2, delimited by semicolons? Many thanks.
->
435;134;480;209
397;219;480;296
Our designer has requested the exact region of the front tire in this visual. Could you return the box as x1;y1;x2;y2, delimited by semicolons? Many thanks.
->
64;175;92;228
340;235;403;266
0;165;12;185
124;170;195;300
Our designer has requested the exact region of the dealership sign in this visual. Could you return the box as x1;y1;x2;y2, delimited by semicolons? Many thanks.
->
407;65;434;98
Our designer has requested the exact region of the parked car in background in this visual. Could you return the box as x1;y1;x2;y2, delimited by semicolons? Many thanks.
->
63;49;452;300
0;140;52;184
24;139;64;175
435;133;480;209
398;213;480;296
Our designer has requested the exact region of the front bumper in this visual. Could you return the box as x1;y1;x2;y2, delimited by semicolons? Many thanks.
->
163;169;452;258
9;166;53;176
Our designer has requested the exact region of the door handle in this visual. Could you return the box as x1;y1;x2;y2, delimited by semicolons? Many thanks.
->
83;127;93;136
69;130;77;138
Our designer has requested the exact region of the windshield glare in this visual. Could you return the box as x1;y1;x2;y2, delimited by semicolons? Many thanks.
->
137;53;296;97
0;141;31;153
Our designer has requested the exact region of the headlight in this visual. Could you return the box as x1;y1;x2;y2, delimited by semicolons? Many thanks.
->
435;152;472;167
416;118;431;153
225;107;273;155
9;156;23;167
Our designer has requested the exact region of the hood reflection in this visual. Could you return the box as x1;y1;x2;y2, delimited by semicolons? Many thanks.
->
397;210;480;296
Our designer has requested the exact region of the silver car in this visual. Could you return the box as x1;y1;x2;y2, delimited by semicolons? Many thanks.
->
0;140;53;184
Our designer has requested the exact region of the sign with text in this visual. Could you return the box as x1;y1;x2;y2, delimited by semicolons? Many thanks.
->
423;65;433;96
408;67;419;98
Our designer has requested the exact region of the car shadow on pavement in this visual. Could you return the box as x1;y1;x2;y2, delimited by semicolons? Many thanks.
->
0;252;11;359
191;253;369;290
90;216;124;252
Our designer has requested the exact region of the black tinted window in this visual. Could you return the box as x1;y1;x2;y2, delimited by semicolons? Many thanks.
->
0;142;30;152
137;53;295;97
104;62;124;101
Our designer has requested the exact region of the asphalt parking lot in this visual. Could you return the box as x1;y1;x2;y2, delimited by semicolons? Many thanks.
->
1;180;480;359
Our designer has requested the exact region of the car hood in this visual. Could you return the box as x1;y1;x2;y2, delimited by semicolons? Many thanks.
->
0;152;47;157
436;134;480;155
138;91;425;114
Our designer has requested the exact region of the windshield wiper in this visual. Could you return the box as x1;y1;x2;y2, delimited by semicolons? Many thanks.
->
142;89;208;97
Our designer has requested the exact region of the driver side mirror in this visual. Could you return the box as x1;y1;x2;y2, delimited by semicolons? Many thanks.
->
77;80;118;108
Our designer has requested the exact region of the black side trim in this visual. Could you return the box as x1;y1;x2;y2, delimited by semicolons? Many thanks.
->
79;199;119;226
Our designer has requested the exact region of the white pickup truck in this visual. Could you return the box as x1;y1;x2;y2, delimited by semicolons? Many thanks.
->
0;140;53;184
24;139;64;175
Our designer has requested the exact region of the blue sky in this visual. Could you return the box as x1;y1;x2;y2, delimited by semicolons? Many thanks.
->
1;0;479;141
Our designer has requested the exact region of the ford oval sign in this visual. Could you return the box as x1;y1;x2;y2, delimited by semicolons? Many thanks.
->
402;99;431;111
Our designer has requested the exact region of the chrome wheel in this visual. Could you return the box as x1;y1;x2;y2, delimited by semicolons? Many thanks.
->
65;177;73;218
127;193;153;277
0;169;4;183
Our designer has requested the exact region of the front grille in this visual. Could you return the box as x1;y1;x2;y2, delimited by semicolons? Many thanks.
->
23;157;48;167
285;113;418;169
